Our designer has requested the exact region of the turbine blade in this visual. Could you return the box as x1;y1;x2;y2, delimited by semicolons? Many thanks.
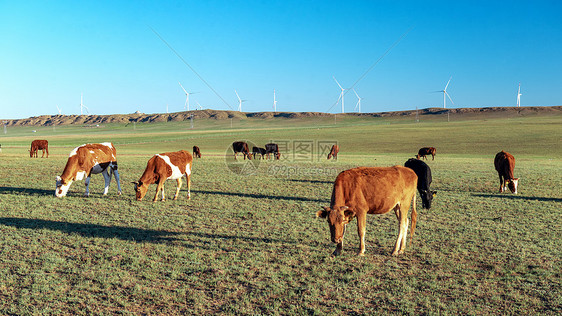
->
445;91;454;104
333;76;344;90
444;76;452;91
178;82;188;94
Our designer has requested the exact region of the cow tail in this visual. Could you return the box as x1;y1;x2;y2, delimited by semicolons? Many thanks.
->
410;194;417;242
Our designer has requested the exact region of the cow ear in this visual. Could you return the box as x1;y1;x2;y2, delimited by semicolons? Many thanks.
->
317;206;331;218
339;206;355;218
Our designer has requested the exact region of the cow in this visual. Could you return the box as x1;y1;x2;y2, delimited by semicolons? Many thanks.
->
232;141;252;160
416;147;436;160
327;144;339;160
494;151;519;194
55;142;122;197
317;166;418;256
30;139;49;158
132;150;193;202
252;146;266;159
265;143;281;160
405;158;436;209
193;146;201;158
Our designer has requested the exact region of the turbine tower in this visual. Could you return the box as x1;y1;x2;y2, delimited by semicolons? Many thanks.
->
333;76;345;113
235;90;246;112
178;82;197;111
435;76;454;108
273;89;277;112
516;83;522;107
80;93;89;115
352;88;362;113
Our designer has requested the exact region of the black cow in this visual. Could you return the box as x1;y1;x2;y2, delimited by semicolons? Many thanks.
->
416;147;436;160
265;143;280;160
232;141;252;160
404;158;436;209
252;147;266;159
193;146;202;158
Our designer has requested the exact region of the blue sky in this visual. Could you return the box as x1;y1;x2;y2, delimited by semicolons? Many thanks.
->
1;1;561;119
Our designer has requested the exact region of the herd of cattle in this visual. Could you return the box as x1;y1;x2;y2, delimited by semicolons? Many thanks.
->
21;140;519;256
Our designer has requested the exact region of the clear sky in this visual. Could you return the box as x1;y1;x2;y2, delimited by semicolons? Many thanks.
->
1;0;561;119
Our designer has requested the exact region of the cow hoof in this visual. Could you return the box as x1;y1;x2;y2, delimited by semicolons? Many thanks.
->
357;252;365;257
331;250;341;256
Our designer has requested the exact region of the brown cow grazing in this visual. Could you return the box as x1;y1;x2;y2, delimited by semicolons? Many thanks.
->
30;139;49;158
494;151;519;194
193;146;201;158
133;150;193;202
232;141;252;160
327;144;339;160
416;147;436;160
317;166;418;256
55;142;122;197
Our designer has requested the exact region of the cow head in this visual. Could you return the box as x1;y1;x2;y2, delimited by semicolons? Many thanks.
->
420;190;437;209
55;176;72;197
507;178;519;194
132;181;149;201
317;206;355;244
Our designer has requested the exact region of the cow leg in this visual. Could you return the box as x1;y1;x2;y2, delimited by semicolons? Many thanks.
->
46;148;49;158
186;173;191;200
112;167;122;195
84;176;91;197
356;212;367;256
392;203;409;256
173;178;182;200
41;149;45;158
153;181;165;202
498;174;504;193
333;240;343;256
102;169;111;195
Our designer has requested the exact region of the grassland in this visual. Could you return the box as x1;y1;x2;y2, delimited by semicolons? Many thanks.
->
0;111;561;314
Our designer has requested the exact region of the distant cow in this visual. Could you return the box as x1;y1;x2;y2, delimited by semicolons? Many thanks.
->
265;143;280;160
327;144;339;160
30;140;49;158
405;158;436;209
193;146;201;158
252;146;266;159
55;143;122;197
494;151;519;194
317;166;418;256
416;147;436;160
133;150;193;202
232;141;252;160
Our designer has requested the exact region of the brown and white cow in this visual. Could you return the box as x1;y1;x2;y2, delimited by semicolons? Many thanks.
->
232;141;252;160
327;144;339;160
317;166;418;256
193;146;202;158
132;150;193;202
30;139;49;158
416;147;436;160
55;142;122;197
494;151;519;194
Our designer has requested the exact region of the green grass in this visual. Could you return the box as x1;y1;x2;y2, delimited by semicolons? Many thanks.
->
0;113;561;314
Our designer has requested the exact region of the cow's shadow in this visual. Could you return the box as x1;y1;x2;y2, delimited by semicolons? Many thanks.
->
0;217;181;243
192;189;328;203
0;186;53;196
472;193;562;203
288;179;333;185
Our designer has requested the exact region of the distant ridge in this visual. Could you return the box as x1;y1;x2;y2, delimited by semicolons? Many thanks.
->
3;106;561;127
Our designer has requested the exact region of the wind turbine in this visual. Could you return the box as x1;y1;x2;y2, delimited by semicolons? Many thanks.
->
56;105;62;115
352;88;362;113
516;83;522;107
178;82;198;111
333;76;345;113
435;76;454;108
273;89;277;112
235;90;246;112
80;93;89;115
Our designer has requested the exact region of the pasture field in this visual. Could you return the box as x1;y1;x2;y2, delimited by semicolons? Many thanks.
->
0;113;561;314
